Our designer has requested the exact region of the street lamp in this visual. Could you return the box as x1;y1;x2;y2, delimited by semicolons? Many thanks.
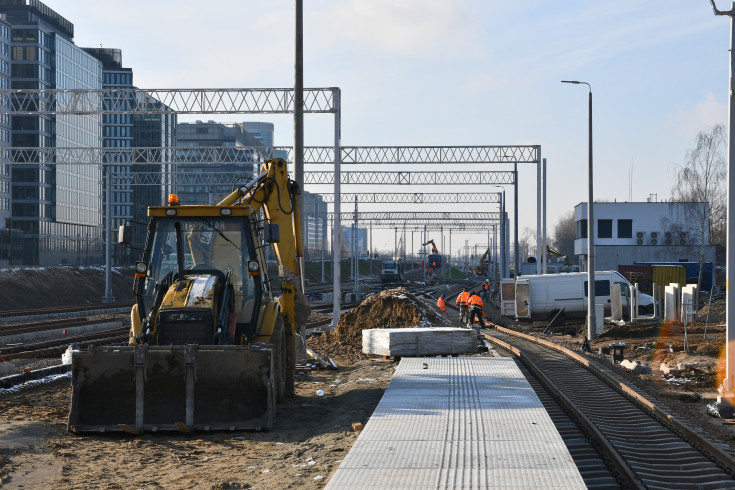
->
492;186;506;279
710;0;735;407
562;80;595;350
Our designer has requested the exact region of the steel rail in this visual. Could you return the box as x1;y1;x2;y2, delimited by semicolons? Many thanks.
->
483;324;735;486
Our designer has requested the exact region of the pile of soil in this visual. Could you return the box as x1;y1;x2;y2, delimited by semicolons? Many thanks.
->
0;266;135;310
308;288;455;363
696;300;726;323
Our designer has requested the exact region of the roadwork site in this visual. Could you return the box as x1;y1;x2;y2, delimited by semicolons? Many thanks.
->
0;268;734;488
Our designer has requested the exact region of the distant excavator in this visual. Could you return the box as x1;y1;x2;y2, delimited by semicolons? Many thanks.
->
546;245;570;266
475;248;490;275
422;239;442;277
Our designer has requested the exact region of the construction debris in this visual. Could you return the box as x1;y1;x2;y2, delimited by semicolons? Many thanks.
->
307;288;455;362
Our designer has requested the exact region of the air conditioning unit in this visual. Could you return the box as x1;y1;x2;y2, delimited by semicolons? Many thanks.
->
679;231;688;245
649;231;659;245
664;231;673;239
635;231;645;245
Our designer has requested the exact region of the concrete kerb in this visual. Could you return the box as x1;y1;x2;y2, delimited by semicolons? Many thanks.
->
485;323;735;474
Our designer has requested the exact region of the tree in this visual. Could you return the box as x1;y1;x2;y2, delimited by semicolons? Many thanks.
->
519;227;536;260
552;210;576;264
671;123;727;301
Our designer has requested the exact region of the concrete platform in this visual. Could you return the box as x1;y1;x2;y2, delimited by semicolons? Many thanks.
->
325;357;585;489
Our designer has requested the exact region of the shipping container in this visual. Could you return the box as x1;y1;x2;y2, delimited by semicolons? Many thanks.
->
635;261;714;291
651;265;686;291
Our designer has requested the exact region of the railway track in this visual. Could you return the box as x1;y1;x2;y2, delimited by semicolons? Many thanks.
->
483;324;735;489
0;302;131;320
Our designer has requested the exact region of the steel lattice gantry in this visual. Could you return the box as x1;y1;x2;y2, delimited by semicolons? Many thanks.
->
0;88;546;314
0;87;345;317
2;88;338;114
319;193;501;204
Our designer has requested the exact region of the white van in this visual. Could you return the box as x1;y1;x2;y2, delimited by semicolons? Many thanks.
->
513;271;654;321
381;261;402;284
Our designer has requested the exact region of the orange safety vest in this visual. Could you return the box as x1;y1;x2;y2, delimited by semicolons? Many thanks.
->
482;282;489;291
437;296;446;312
469;294;483;309
456;291;470;306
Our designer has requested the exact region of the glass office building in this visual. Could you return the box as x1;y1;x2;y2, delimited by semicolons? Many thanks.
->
176;121;264;205
2;0;103;265
130;94;176;262
83;47;134;265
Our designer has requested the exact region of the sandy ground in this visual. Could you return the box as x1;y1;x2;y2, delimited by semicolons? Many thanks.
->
0;358;395;489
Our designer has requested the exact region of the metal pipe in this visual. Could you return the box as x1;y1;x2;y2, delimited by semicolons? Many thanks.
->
562;80;595;346
103;165;114;302
711;0;735;403
514;162;519;277
536;149;542;275
331;89;341;327
542;157;547;274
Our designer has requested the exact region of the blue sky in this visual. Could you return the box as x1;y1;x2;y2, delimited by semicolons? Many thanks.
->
42;0;730;254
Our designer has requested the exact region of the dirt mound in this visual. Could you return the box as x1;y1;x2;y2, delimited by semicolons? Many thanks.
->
308;288;455;363
0;266;135;310
697;300;725;323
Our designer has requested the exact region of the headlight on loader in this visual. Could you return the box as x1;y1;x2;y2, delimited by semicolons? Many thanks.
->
135;261;148;278
248;260;260;276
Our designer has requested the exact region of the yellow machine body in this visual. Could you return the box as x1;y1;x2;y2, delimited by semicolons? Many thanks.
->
69;159;307;433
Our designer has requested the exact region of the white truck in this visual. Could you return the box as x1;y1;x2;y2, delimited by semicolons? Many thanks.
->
511;271;654;321
381;260;402;284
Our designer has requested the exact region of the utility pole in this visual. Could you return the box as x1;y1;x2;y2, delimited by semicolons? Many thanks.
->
294;0;305;281
103;166;114;303
710;0;735;407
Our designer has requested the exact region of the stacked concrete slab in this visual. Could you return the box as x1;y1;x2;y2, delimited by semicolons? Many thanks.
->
362;327;477;357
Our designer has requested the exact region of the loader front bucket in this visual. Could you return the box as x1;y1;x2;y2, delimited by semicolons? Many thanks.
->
68;344;275;433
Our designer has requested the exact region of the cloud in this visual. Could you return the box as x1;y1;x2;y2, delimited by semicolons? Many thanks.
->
310;0;480;59
674;92;727;137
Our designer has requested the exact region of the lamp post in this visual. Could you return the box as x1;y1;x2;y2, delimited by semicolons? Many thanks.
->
710;0;735;406
562;80;595;350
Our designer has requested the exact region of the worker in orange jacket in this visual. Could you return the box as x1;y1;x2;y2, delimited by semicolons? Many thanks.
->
437;294;447;314
456;287;470;325
468;291;486;328
481;279;490;300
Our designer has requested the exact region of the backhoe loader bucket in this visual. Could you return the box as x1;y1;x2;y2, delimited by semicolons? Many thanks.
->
68;344;275;433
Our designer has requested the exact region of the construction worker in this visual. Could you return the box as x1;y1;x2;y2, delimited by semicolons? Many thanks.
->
456;287;470;326
437;294;447;314
468;290;487;328
481;279;490;300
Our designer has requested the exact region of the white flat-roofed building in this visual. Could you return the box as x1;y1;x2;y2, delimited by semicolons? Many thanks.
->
574;201;716;271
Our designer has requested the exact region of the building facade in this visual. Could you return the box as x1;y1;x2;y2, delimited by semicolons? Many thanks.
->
130;94;177;261
573;201;717;271
0;14;10;234
175;121;264;205
83;47;134;265
303;191;328;259
2;0;104;265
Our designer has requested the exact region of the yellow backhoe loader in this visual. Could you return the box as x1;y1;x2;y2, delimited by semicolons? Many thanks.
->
68;158;310;434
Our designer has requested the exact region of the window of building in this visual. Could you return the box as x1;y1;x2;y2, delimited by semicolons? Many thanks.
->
598;219;612;238
617;219;632;238
577;219;587;239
